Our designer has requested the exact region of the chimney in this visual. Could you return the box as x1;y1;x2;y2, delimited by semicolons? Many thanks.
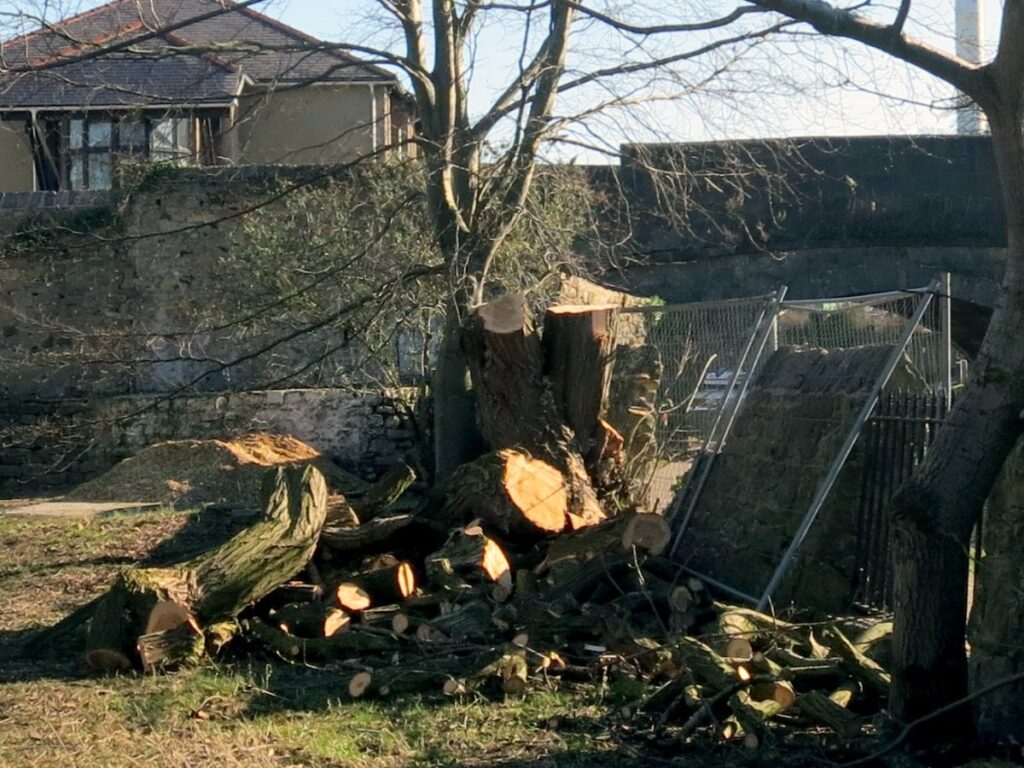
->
955;0;984;134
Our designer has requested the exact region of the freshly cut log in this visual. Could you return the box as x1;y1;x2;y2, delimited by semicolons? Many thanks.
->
443;450;591;541
668;586;694;615
339;562;416;607
85;466;327;671
244;618;399;660
426;524;513;590
335;584;373;612
359;605;412;635
269;603;350;638
137;621;204;671
621;515;671;555
351;464;417;523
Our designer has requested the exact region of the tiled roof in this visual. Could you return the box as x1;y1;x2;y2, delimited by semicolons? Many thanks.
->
0;0;394;109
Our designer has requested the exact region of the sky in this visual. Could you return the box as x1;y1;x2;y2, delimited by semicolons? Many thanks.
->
0;0;1006;162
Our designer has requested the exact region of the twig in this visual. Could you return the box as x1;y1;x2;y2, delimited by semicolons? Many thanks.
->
677;674;775;740
841;671;1024;767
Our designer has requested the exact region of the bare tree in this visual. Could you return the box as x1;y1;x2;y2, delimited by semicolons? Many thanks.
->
741;0;1024;741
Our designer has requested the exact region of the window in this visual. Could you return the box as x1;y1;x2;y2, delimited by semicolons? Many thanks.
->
63;114;196;190
150;117;191;162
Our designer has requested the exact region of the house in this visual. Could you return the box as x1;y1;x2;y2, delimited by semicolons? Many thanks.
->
0;0;415;193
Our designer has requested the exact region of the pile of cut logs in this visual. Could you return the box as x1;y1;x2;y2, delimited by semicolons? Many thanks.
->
34;295;894;744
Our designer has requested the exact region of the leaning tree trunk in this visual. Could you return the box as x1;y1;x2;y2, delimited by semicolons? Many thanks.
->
85;465;327;672
888;111;1024;740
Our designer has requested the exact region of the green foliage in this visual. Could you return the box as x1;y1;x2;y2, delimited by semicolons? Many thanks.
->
3;205;119;256
225;158;601;385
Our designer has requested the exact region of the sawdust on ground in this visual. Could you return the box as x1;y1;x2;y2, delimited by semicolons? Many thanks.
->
65;434;356;509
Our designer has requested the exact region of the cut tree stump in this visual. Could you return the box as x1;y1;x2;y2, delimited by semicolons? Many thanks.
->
461;293;606;527
543;304;622;487
84;465;327;672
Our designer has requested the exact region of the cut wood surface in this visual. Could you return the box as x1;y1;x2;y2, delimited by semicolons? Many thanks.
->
85;466;327;672
340;562;417;607
426;525;513;590
443;450;572;540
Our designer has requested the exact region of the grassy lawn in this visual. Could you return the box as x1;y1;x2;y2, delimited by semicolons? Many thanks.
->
0;509;718;768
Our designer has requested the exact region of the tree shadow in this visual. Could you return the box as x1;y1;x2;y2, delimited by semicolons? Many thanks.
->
1;506;262;684
140;506;261;565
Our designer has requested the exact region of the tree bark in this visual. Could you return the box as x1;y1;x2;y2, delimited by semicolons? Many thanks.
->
968;438;1024;742
85;466;327;671
887;107;1024;738
433;304;488;481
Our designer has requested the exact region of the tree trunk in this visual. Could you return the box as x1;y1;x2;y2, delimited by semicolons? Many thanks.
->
543;305;627;494
460;293;605;527
888;112;1024;739
433;305;487;481
85;466;327;671
968;437;1024;742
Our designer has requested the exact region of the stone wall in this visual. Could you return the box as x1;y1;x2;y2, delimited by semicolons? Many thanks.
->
0;388;418;496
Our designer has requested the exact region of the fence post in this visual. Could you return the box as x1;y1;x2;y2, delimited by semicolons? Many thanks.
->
756;280;940;611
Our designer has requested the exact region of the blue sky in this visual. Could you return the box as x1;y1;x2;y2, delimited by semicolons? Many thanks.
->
2;0;1005;160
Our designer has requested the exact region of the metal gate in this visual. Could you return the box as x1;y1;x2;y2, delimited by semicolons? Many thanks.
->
855;392;949;609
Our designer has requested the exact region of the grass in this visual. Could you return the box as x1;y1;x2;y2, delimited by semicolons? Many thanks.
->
0;509;677;768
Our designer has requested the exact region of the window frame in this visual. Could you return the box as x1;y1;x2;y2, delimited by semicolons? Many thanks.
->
62;112;196;190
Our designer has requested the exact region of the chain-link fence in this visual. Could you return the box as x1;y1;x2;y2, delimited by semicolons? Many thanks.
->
607;285;951;516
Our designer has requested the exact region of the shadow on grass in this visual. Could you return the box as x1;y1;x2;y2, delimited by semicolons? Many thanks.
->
1;506;260;685
140;507;261;565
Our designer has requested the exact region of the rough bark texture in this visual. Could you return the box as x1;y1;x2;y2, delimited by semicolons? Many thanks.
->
462;294;551;453
969;437;1024;741
85;466;327;671
461;294;605;527
542;305;618;471
887;106;1024;737
352;464;417;523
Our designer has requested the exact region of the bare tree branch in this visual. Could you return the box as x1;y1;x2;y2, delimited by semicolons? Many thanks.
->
743;0;990;97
